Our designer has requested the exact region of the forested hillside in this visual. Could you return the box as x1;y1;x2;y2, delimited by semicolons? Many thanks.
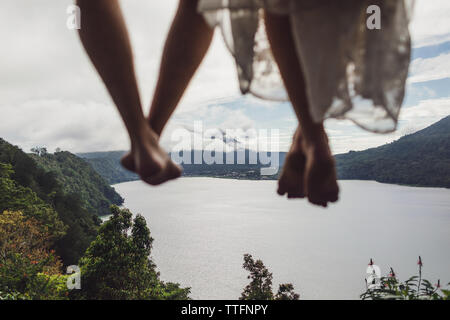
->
0;139;100;264
78;151;138;184
30;150;124;216
335;115;450;188
0;138;190;299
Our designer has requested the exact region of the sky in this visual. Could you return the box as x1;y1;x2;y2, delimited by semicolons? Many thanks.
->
0;0;449;154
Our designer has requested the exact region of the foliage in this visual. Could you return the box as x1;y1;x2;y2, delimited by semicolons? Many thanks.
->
75;205;190;300
275;283;301;300
30;150;124;216
31;147;48;157
361;257;449;300
78;151;139;184
0;139;102;265
0;290;29;300
52;192;99;264
0;211;69;300
22;273;69;300
335;115;450;188
0;139;56;201
1;139;190;300
240;254;299;300
0;163;66;239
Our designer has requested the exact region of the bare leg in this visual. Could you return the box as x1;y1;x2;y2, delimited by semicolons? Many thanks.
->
265;12;339;207
149;0;214;135
277;127;307;199
122;0;214;171
77;0;181;185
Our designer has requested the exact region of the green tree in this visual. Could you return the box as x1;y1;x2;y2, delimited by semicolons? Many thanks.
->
76;205;190;300
0;163;66;239
240;254;299;300
30;146;47;157
275;283;300;300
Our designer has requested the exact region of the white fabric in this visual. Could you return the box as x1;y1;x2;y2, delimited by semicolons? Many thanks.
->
198;0;414;133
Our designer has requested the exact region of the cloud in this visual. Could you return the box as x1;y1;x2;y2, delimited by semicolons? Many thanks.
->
326;97;450;154
410;0;450;47
400;97;450;125
159;103;257;150
0;0;448;156
408;53;450;83
0;99;128;153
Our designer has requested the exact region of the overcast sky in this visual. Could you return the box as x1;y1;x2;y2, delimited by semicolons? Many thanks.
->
0;0;449;154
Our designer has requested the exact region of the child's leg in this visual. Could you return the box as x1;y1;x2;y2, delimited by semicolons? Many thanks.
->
77;0;181;185
264;11;339;206
122;0;214;171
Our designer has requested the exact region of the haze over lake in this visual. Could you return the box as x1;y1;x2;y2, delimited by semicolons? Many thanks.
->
114;178;450;300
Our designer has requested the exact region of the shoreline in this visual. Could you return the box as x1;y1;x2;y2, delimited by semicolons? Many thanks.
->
111;176;450;190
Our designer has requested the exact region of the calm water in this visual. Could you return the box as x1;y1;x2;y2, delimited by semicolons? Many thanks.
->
114;178;450;300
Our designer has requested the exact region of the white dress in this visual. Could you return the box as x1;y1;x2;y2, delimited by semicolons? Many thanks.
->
198;0;414;133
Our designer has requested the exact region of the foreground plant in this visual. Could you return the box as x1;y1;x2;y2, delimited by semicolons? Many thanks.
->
361;256;449;300
240;254;299;300
73;205;190;300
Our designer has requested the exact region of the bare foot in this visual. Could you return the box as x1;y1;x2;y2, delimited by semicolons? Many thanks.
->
121;126;181;186
302;134;339;207
277;129;306;198
121;152;135;172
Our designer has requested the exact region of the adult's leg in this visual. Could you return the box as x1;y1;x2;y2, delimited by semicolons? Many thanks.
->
149;0;214;135
77;0;181;185
264;11;338;206
122;0;214;171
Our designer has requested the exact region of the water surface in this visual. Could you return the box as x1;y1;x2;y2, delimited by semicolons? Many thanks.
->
114;178;450;299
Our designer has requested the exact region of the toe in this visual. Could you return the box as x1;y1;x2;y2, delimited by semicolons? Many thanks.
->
142;162;181;186
307;192;327;207
287;189;305;198
277;186;286;196
277;180;287;196
327;192;339;203
142;172;165;186
168;162;182;180
323;183;339;203
309;189;337;207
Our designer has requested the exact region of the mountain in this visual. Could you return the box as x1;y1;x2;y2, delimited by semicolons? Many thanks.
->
30;150;123;216
0;139;102;264
77;151;139;184
79;116;450;188
335;115;450;188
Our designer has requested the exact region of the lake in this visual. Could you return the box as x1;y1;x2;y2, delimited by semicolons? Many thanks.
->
114;178;450;300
